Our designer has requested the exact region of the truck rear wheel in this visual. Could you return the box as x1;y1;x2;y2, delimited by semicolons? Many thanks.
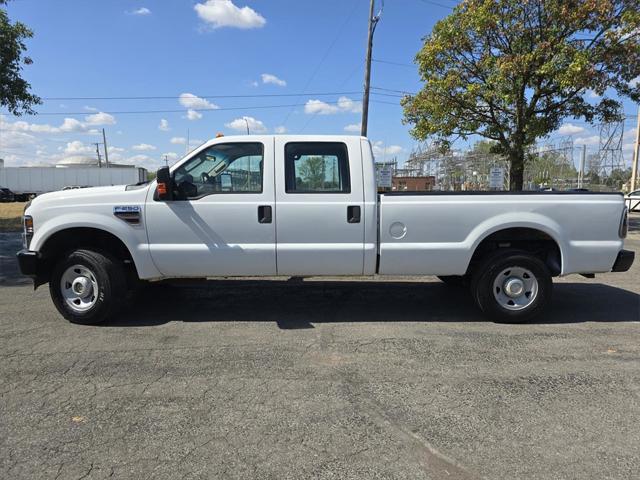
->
470;250;552;323
50;249;126;325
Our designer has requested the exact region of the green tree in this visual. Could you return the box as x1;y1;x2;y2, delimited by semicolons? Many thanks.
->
298;156;327;190
604;167;632;190
1;0;40;115
403;0;640;190
525;150;578;187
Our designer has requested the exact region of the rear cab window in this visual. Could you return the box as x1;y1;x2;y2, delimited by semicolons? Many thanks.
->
284;142;350;194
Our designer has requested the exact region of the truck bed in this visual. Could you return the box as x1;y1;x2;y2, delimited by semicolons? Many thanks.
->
378;191;625;276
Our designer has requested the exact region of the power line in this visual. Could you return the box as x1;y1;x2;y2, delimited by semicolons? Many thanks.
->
40;91;362;101
0;98;398;119
298;61;365;133
372;59;414;68
372;86;415;94
280;0;363;127
414;0;455;10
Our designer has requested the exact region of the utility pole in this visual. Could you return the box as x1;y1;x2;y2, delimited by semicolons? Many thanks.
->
102;128;109;168
631;106;640;192
93;143;102;168
360;0;380;138
244;117;250;135
578;144;586;188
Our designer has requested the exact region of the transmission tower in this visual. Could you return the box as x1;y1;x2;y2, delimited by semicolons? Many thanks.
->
597;113;625;177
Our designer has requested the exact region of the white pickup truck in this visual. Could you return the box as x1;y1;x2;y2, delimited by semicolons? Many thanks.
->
17;135;634;324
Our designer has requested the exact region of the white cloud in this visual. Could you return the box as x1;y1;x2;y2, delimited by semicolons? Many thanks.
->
0;113;114;135
63;140;94;155
371;141;404;158
557;123;585;135
225;116;267;133
158;118;170;131
194;0;266;30
84;112;116;125
185;109;203;121
629;76;639;88
84;105;98;112
59;118;86;132
170;137;187;144
249;80;259;88
574;135;600;146
178;93;218;110
274;126;287;134
304;96;362;115
344;123;361;133
304;99;339;115
128;7;151;16
107;146;126;161
124;154;159;168
1;130;36;148
261;73;286;87
337;96;362;113
132;143;157;151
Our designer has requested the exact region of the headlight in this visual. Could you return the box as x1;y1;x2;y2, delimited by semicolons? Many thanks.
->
23;215;34;249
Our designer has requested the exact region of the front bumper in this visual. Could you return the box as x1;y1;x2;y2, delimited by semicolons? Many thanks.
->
611;249;635;272
16;249;38;277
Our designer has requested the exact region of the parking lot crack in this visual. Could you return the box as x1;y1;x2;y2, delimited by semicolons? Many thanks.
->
337;366;482;480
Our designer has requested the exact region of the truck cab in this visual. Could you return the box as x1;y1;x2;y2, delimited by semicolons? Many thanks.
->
146;135;377;277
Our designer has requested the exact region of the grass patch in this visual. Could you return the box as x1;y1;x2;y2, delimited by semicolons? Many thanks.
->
0;202;27;232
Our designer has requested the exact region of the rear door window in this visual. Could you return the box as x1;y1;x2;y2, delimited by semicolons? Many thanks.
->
284;142;350;194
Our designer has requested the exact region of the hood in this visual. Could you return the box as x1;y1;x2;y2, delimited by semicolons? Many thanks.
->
30;185;127;206
26;184;152;218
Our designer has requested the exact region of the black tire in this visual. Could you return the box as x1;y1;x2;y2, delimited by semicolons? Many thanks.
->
49;249;126;325
437;275;469;287
470;249;552;323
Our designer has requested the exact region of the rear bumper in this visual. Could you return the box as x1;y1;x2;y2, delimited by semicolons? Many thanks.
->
16;249;38;277
611;249;635;272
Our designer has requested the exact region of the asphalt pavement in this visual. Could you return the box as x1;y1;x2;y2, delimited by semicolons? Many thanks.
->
0;228;639;479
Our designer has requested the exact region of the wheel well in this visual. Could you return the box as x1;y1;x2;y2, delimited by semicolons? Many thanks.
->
468;227;562;276
39;227;138;281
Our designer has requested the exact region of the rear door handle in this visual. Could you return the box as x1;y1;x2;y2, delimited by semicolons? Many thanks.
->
258;205;272;223
347;205;361;223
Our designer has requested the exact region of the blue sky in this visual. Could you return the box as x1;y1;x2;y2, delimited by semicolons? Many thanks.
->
0;0;638;170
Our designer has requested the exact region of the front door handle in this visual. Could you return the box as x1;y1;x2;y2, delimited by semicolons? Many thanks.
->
258;205;272;223
347;205;361;223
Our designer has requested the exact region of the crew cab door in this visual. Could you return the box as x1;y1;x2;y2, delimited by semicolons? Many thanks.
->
145;139;276;276
274;138;365;275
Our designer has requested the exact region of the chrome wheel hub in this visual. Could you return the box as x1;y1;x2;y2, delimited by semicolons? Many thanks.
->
503;277;524;297
60;265;99;313
493;266;538;311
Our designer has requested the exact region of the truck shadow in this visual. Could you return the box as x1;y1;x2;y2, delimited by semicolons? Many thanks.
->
110;280;640;328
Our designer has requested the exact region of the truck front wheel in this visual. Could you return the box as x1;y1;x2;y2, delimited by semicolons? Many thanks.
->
470;250;552;323
50;249;126;325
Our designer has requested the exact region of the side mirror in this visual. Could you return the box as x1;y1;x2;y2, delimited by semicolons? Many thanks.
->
156;166;173;201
